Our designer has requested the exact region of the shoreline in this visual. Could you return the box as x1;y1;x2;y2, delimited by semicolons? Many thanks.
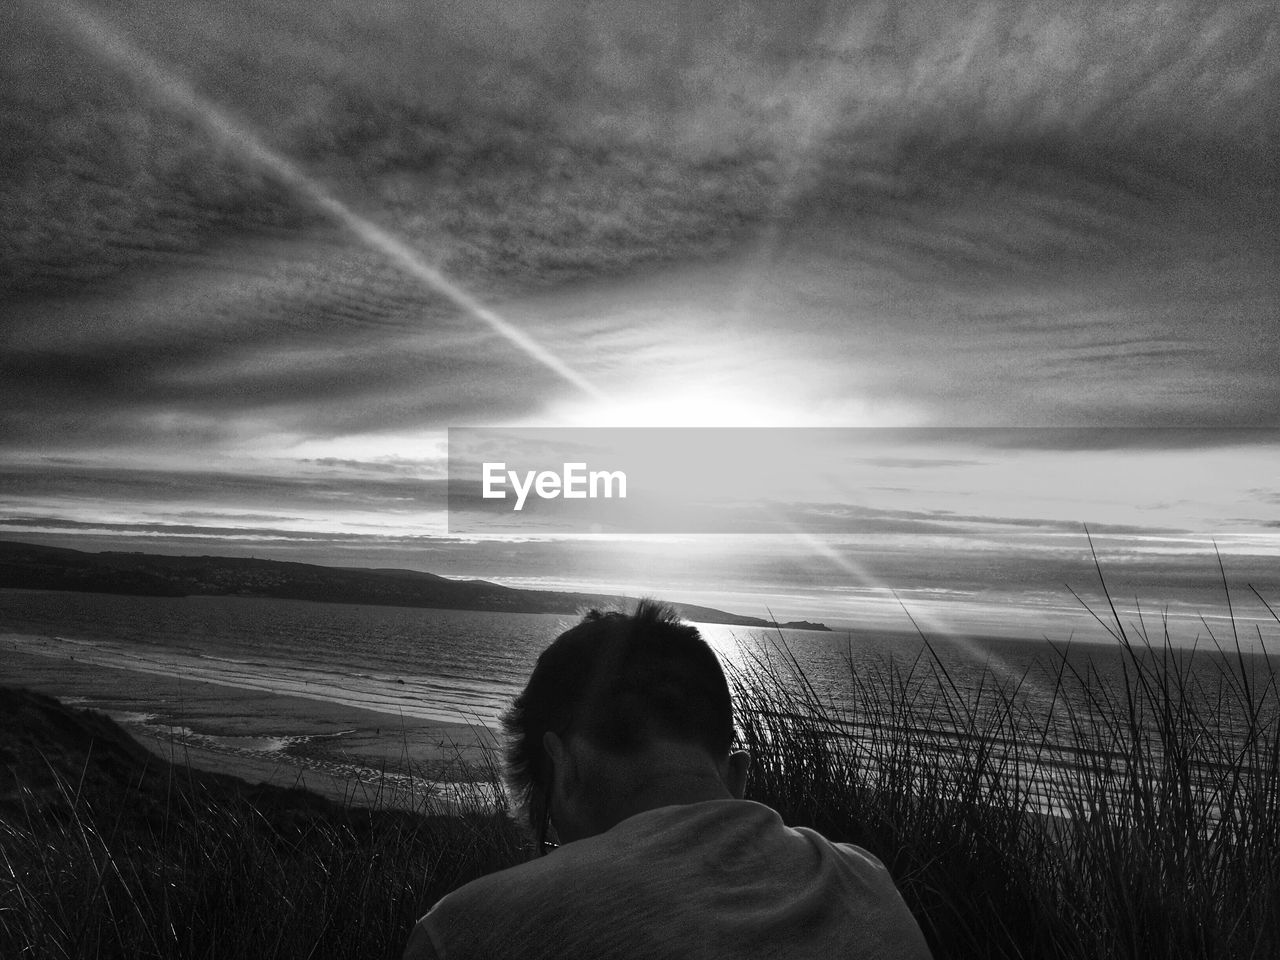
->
0;639;501;810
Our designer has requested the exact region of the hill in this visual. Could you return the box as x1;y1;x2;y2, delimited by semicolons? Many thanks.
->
0;539;828;630
0;684;524;958
0;684;329;824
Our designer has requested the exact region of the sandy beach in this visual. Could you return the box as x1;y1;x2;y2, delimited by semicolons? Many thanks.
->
0;638;501;809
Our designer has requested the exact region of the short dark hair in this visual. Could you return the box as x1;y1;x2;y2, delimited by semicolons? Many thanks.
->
501;599;735;830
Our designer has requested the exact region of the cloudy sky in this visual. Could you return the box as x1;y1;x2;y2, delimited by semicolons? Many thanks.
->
2;0;1277;637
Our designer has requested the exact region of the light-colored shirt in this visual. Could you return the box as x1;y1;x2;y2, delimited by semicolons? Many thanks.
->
404;799;932;960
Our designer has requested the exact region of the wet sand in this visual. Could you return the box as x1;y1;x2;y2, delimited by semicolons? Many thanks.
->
1;637;501;809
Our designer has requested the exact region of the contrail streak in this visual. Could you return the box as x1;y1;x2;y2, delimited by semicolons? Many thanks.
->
37;0;604;402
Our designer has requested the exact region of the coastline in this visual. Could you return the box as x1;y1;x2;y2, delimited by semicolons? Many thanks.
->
0;637;501;809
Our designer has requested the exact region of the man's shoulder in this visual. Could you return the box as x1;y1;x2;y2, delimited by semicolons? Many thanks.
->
422;801;769;924
432;848;563;912
406;856;559;960
429;799;890;918
410;800;931;960
791;822;890;870
411;830;651;960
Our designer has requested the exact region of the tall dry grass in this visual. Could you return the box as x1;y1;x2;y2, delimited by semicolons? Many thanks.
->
0;750;524;959
734;566;1280;959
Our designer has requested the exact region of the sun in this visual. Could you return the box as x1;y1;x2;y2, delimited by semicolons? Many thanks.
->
542;369;889;429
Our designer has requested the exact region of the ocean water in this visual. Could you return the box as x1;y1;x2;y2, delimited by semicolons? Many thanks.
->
0;587;1074;720
2;587;1275;817
1;587;1271;723
0;589;570;726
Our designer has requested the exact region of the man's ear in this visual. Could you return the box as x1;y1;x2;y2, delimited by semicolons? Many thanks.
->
545;730;586;790
724;749;751;799
543;730;568;770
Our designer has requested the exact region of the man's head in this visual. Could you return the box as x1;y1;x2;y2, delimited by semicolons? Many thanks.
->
501;599;748;846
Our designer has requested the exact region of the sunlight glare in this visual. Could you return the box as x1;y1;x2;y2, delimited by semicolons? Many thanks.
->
552;387;797;428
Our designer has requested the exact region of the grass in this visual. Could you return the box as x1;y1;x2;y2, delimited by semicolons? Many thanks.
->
0;703;526;960
2;569;1277;958
732;565;1280;959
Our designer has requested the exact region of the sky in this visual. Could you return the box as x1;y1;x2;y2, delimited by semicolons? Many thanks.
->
1;0;1277;641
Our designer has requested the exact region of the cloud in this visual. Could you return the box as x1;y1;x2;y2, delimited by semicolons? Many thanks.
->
0;286;567;447
1;0;1275;612
954;428;1280;452
0;464;449;513
856;457;983;469
765;0;1277;156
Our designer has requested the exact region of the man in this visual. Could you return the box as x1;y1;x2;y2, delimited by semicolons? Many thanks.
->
404;599;932;960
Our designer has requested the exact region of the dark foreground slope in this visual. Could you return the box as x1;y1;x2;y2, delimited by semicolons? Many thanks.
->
0;686;524;960
0;539;828;629
1;686;364;824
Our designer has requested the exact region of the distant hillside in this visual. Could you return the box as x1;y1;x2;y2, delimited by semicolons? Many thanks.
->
0;539;829;631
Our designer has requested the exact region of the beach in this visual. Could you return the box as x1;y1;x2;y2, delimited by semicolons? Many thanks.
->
0;636;501;809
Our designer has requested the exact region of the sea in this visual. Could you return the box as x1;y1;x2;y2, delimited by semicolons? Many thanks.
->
0;587;1108;727
2;588;1276;816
